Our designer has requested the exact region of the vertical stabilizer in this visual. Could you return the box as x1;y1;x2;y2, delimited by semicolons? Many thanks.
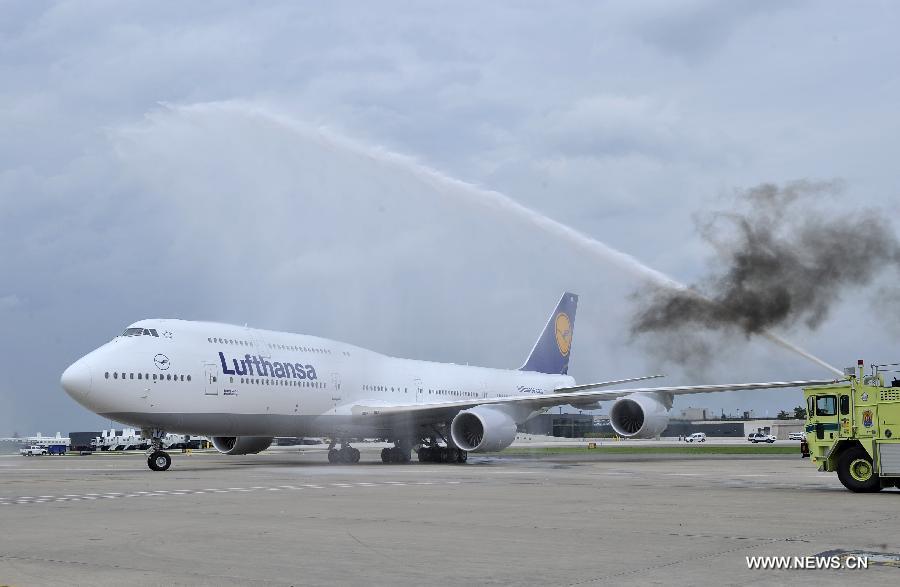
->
520;292;578;374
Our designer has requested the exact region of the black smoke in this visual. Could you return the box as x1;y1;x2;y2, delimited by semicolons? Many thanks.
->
630;180;900;361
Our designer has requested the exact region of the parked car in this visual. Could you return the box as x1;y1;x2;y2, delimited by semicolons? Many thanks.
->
748;433;776;443
19;445;47;456
788;432;804;441
685;432;707;443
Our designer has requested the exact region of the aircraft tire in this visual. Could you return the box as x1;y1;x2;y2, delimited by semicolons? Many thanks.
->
148;451;171;472
328;448;339;463
457;450;467;463
381;448;391;463
351;447;360;463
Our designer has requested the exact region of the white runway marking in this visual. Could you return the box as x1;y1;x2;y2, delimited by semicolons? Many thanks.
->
0;480;465;507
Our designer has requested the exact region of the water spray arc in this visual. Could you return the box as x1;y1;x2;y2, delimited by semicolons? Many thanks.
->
174;103;844;377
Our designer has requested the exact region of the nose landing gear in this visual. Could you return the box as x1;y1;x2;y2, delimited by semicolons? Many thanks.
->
143;428;171;471
148;450;172;471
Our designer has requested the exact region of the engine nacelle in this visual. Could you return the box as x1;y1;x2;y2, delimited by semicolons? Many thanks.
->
451;406;518;452
211;436;273;455
609;393;670;438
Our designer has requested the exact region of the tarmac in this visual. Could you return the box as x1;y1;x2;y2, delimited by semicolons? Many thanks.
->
0;446;898;586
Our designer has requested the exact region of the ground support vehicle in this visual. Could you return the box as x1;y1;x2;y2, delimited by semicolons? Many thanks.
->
803;360;900;492
19;445;47;456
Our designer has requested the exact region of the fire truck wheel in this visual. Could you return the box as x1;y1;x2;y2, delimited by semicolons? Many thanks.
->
837;446;882;493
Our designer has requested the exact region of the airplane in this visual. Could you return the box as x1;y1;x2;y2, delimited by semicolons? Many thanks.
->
59;292;835;471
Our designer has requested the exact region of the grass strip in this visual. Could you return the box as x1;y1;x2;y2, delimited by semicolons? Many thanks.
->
494;444;799;455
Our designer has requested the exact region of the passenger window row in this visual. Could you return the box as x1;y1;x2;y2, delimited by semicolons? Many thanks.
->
428;388;476;397
360;385;477;398
269;343;332;355
208;337;252;346
206;336;337;356
363;385;409;393
105;371;191;382
234;377;325;388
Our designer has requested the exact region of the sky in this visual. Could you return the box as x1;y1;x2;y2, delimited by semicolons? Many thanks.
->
1;1;899;435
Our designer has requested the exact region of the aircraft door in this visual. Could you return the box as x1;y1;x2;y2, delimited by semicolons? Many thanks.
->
204;362;219;396
330;372;342;410
415;378;423;403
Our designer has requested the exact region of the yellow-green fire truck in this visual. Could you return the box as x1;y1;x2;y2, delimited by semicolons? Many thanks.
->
803;360;900;492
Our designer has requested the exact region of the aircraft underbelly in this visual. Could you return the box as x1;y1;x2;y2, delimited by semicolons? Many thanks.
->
102;411;392;438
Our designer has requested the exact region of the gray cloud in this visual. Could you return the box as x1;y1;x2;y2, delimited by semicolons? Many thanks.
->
2;2;900;433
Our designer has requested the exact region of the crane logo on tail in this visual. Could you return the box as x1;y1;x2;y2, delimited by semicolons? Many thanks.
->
555;312;572;356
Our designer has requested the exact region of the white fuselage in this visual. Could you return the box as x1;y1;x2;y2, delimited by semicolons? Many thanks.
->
61;319;573;439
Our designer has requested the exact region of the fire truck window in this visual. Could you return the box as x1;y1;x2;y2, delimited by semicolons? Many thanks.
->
815;395;837;417
807;396;814;418
839;395;849;415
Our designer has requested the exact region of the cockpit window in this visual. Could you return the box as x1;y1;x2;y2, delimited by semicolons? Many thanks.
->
121;327;161;337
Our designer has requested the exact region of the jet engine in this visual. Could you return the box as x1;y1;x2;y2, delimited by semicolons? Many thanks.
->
609;393;670;438
450;406;518;452
211;436;273;455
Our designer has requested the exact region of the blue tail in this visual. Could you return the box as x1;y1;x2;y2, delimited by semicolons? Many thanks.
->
520;292;578;375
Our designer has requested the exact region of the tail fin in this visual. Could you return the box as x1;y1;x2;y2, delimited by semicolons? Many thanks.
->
520;292;578;374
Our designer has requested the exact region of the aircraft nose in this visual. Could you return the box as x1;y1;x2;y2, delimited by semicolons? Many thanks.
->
61;359;92;400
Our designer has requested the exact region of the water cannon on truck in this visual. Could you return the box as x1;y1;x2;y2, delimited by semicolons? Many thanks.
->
802;359;900;492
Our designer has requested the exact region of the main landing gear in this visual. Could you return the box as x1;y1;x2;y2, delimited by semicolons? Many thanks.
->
144;428;171;471
380;446;412;463
418;446;467;463
326;439;360;464
328;446;361;464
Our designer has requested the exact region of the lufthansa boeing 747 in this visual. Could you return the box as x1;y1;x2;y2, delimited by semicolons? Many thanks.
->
60;293;833;471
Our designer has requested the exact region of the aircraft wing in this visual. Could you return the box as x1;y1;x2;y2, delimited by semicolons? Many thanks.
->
553;374;664;393
349;379;838;422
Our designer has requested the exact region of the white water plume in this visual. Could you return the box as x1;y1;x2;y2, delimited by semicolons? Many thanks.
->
125;101;843;377
242;105;841;377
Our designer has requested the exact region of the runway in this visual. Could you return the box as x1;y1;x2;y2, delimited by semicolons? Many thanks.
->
0;448;897;586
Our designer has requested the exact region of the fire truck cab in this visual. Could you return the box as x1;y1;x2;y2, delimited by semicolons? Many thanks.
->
803;360;900;492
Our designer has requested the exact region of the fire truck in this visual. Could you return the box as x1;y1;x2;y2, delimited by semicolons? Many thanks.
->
802;360;900;492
